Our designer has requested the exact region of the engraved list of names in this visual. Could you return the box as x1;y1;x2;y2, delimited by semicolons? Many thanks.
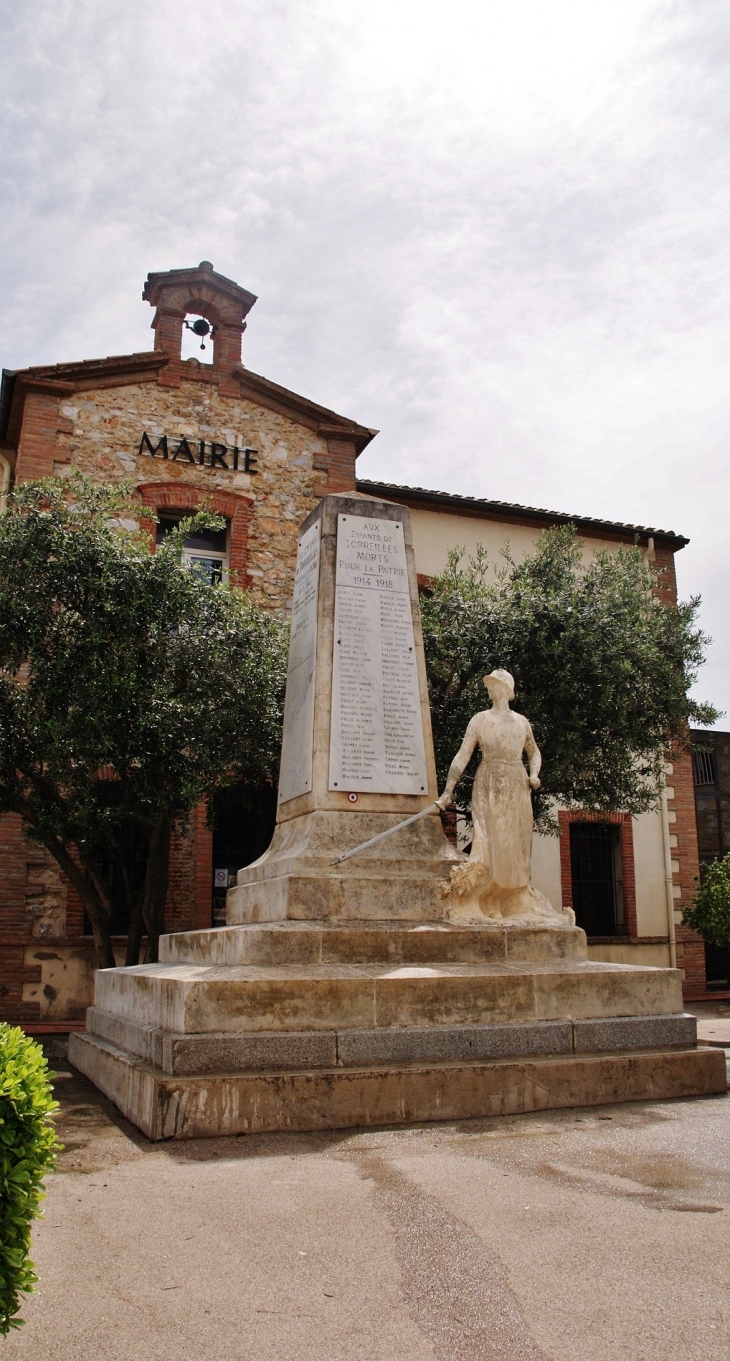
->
329;515;428;795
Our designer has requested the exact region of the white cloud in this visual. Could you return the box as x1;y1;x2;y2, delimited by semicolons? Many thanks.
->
0;0;728;716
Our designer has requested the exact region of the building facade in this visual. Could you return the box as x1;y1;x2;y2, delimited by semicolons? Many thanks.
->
690;728;730;990
0;261;707;1022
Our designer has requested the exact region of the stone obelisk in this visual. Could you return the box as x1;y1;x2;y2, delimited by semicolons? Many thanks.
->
227;493;461;923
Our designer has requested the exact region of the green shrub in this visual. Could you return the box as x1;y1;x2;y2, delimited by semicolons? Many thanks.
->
684;854;730;950
0;1025;59;1335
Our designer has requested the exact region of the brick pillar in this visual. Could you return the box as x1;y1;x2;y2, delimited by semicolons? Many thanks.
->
652;546;706;995
214;321;244;371
194;802;213;930
151;308;184;388
14;384;74;481
152;307;185;358
162;805;212;935
313;430;358;493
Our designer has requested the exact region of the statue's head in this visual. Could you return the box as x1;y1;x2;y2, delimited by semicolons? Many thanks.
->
483;668;515;702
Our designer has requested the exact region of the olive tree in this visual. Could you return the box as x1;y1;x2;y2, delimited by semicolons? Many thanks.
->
0;476;287;966
421;527;719;832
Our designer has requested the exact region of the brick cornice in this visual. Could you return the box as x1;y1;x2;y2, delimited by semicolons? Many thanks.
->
2;353;375;455
15;376;76;396
231;365;376;452
4;376;75;450
143;263;257;316
2;355;169;448
315;422;365;445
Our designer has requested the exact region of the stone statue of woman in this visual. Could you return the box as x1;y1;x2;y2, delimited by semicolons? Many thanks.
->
436;669;570;924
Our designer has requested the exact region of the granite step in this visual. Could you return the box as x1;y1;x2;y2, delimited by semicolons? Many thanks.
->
84;1006;698;1076
93;958;684;1035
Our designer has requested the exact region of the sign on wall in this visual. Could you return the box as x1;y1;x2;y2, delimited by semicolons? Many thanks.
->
138;432;258;473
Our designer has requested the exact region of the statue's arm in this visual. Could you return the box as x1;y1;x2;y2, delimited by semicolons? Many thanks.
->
436;719;479;809
524;720;541;790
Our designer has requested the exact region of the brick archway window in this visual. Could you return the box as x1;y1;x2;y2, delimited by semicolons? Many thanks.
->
136;482;252;585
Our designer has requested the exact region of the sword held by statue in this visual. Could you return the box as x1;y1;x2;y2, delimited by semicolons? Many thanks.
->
330;803;442;866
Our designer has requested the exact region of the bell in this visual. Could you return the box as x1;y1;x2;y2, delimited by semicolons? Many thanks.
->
191;318;210;351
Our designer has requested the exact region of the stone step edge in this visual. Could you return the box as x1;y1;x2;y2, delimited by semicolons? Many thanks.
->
67;1032;727;1141
160;922;585;966
85;1007;697;1077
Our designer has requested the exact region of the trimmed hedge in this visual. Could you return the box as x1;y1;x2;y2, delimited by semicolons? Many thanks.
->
0;1024;59;1335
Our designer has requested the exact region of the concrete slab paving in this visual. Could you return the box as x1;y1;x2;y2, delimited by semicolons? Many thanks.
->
6;1045;730;1361
696;1017;730;1047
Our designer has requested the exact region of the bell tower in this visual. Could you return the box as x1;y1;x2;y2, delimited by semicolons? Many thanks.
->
142;261;257;391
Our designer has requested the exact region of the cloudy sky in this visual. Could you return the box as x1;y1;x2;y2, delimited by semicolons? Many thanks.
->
1;0;728;717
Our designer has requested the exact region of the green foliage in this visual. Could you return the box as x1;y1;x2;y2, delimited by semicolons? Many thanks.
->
683;855;730;948
0;475;289;963
421;527;719;832
0;1025;59;1335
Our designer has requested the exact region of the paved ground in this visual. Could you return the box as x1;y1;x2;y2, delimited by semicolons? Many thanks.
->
6;1045;730;1361
687;999;730;1052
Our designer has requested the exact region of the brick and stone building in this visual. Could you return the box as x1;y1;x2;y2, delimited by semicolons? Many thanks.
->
0;261;707;1022
690;727;730;990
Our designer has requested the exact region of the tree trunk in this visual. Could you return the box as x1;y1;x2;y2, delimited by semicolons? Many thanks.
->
140;803;172;964
36;835;116;969
86;908;116;971
121;861;145;967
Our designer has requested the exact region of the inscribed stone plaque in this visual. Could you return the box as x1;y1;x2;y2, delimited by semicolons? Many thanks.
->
278;520;321;804
329;514;428;794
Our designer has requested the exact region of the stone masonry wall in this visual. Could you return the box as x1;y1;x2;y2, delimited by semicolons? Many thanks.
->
0;811;70;1021
52;378;335;612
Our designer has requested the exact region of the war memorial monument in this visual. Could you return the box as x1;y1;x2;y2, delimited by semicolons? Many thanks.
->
69;494;725;1139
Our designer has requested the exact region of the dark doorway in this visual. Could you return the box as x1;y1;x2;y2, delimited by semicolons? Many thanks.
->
704;941;730;990
211;782;278;926
569;821;624;937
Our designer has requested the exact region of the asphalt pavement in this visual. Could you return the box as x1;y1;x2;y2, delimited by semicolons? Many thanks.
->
5;1045;730;1361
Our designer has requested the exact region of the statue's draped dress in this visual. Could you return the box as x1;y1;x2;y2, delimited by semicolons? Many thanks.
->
451;711;536;891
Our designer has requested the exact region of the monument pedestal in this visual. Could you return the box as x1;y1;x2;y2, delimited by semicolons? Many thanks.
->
70;918;725;1139
227;810;461;922
70;495;726;1136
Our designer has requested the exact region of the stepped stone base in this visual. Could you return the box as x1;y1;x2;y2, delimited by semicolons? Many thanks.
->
69;1031;726;1142
159;919;585;966
70;918;726;1141
88;958;685;1036
227;811;462;923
